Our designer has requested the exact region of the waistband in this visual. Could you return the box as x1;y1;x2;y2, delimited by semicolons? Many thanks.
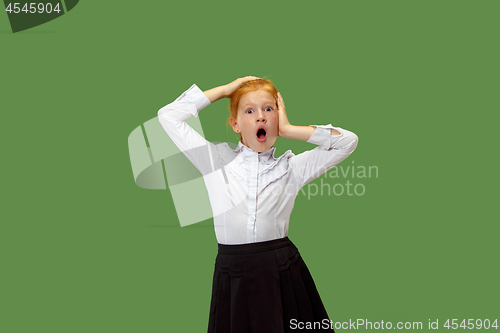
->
218;237;295;255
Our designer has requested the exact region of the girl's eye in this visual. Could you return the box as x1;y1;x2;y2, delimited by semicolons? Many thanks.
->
246;109;254;114
265;107;273;111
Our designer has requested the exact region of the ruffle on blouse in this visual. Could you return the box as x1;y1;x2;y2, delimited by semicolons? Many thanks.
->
215;142;296;191
258;151;294;191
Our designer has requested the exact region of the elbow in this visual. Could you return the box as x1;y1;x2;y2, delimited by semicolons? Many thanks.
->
158;105;168;119
157;105;177;124
351;132;359;145
330;131;358;152
157;106;176;130
346;133;359;153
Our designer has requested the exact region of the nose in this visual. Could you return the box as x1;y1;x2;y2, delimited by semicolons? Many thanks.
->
256;110;266;123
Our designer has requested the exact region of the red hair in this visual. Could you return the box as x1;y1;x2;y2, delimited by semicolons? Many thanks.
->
226;78;278;141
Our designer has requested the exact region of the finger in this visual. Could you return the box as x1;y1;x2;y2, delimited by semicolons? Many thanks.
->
278;92;284;105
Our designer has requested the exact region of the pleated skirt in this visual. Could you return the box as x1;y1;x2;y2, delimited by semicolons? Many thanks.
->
208;237;334;332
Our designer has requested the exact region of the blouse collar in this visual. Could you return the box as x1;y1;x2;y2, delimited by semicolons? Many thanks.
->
235;141;277;164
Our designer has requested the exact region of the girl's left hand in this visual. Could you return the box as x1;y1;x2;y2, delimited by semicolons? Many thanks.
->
277;92;292;137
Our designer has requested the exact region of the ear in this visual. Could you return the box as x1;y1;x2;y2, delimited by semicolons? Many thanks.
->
229;116;240;133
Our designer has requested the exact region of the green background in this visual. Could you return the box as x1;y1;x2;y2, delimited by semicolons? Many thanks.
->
1;0;498;332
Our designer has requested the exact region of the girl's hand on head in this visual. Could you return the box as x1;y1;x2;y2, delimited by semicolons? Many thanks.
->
224;76;260;97
277;92;292;137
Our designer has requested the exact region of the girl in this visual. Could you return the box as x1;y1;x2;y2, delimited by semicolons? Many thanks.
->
157;76;358;332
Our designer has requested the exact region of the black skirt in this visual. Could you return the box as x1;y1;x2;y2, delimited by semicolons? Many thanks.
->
208;237;334;332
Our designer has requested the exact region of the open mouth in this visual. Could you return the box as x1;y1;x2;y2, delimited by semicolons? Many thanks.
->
256;126;267;143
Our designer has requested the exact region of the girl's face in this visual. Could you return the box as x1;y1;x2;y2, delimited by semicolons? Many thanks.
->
231;89;279;153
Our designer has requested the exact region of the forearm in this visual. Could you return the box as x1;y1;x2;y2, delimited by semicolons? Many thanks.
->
203;85;228;103
281;125;340;141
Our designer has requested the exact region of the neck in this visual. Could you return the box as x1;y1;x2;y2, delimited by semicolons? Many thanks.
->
239;140;270;154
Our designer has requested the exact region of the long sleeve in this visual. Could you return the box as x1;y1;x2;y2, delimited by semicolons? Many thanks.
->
157;84;215;176
290;124;359;187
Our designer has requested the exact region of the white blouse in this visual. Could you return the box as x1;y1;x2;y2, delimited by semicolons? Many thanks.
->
158;84;359;245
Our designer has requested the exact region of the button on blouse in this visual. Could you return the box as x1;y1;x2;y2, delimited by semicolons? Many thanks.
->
158;84;359;245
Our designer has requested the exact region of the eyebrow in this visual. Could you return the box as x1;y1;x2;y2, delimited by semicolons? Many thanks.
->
241;101;276;109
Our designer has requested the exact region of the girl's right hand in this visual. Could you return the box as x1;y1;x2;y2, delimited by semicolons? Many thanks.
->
224;76;260;97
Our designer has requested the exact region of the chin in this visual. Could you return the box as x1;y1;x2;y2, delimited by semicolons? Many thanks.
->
242;135;277;152
256;138;277;152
